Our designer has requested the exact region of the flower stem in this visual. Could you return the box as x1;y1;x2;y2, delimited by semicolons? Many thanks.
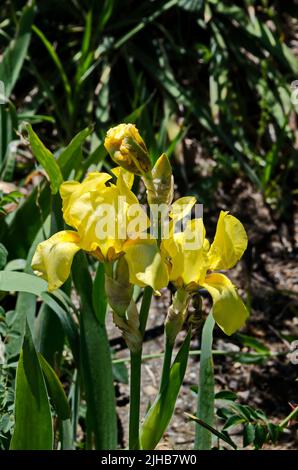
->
139;286;153;336
129;286;153;450
129;351;142;449
194;312;215;450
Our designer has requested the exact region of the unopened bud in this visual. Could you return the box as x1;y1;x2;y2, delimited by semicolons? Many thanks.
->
105;257;142;352
187;294;203;330
112;300;142;353
144;153;173;206
104;123;152;176
165;288;190;346
104;257;133;317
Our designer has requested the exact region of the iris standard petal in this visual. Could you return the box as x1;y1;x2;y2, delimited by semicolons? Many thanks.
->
202;272;249;335
161;218;207;286
123;239;169;291
111;166;134;189
31;230;81;291
60;172;111;228
207;211;248;270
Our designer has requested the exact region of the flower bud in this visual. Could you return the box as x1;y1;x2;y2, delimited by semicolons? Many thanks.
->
104;257;133;317
104;123;152;176
112;300;142;353
105;257;142;352
165;288;190;346
144;153;173;206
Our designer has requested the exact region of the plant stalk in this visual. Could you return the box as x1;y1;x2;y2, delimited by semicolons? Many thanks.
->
194;312;215;450
129;286;153;450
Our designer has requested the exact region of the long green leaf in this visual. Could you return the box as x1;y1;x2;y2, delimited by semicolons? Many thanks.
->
57;126;93;178
0;2;35;96
72;252;117;450
0;270;47;295
0;271;79;363
25;123;63;194
0;102;18;175
140;329;191;450
195;313;215;450
4;218;51;361
0;184;51;259
38;353;70;420
32;24;73;114
186;413;237;449
10;322;53;450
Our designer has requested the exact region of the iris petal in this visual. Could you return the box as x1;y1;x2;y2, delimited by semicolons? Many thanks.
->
124;239;169;291
202;272;249;335
161;218;207;286
60;172;111;229
31;230;81;291
208;211;248;270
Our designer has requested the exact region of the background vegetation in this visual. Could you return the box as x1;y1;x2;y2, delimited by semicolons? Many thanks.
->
0;0;297;450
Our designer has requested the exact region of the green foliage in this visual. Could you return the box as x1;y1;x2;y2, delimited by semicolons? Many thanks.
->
0;0;296;451
38;353;70;421
10;322;53;450
24;123;63;194
216;393;282;450
140;329;191;450
0;0;296;214
72;253;117;450
195;313;215;450
0;2;35;97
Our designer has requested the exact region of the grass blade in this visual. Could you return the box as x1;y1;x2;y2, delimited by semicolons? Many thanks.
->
38;352;70;420
25;123;63;194
186;413;237;449
10;322;53;450
57;126;93;178
32;25;73;114
0;2;35;96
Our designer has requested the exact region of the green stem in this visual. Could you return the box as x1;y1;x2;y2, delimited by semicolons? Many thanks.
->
194;312;215;450
280;405;298;428
129;286;153;450
112;349;285;364
139;286;153;336
159;339;174;392
129;351;142;450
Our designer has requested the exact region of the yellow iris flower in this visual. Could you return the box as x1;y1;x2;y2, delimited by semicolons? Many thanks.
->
32;169;168;292
161;211;249;335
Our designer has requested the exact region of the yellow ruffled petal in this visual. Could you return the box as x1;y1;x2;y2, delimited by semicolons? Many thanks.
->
161;218;207;286
208;211;248;270
123;239;169;291
60;172;111;228
59;169;148;261
202;273;249;335
75;185;123;256
31;231;81;291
